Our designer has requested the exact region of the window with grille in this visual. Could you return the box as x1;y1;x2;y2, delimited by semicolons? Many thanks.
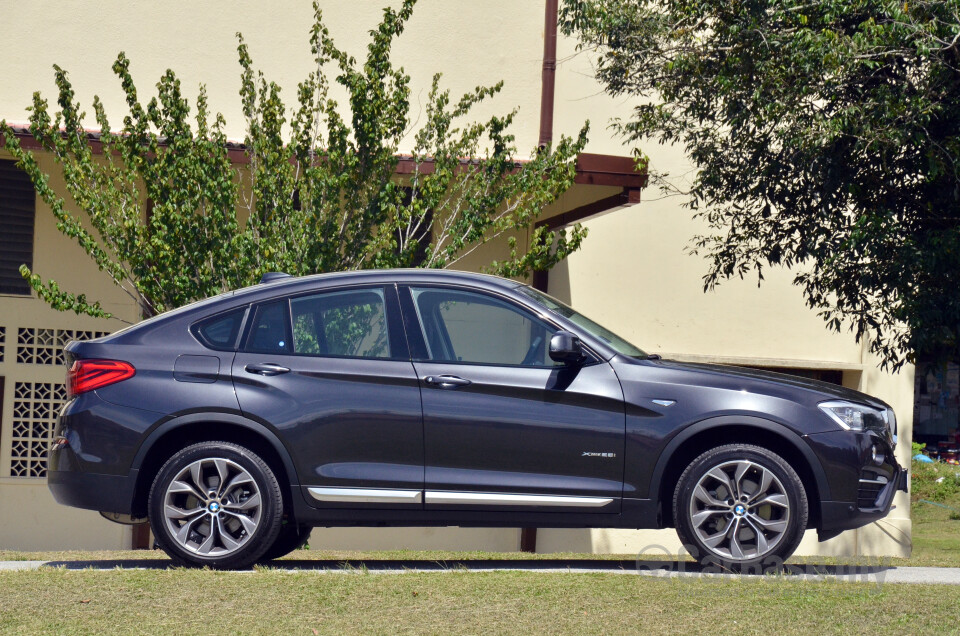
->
10;381;67;478
17;328;110;365
0;160;36;295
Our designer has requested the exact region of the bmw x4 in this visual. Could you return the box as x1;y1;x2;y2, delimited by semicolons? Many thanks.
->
48;269;907;570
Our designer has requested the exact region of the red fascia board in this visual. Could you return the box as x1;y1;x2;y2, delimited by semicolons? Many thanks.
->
2;126;647;189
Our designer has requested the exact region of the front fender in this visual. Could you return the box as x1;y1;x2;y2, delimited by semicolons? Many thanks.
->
643;414;830;510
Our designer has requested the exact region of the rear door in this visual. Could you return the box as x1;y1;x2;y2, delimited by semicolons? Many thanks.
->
232;284;424;509
400;285;625;513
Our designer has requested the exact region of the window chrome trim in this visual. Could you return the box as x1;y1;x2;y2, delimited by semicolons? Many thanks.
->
307;487;423;504
424;491;614;507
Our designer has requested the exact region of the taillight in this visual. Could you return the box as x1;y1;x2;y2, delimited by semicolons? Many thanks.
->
67;359;136;397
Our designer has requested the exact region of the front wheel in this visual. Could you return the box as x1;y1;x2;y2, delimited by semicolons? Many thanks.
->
673;444;808;572
148;441;284;569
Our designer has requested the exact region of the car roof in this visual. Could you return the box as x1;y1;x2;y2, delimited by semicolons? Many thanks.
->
112;269;525;337
231;268;522;304
249;268;519;294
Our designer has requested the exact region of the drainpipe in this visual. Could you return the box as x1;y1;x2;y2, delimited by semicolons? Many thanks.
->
538;0;558;150
531;0;559;296
522;0;560;554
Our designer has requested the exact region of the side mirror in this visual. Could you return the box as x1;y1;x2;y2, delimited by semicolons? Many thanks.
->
549;331;584;365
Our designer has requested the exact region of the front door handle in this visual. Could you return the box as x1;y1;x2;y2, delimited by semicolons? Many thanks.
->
245;363;291;376
424;374;471;388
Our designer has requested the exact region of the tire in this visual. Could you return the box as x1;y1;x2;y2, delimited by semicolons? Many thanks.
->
673;444;808;572
148;441;284;569
259;522;312;562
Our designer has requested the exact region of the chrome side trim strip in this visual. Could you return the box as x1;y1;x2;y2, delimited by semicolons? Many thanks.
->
424;491;614;507
308;487;423;504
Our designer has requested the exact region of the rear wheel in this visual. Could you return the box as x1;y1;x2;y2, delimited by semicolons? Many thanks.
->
673;444;808;572
148;441;283;569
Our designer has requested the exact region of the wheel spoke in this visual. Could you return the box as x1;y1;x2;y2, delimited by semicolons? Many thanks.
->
167;479;206;501
727;518;745;560
197;518;218;554
220;472;255;499
752;493;789;508
224;491;261;512
702;526;729;549
174;514;204;546
216;516;240;552
707;467;737;500
749;467;773;503
165;503;205;520
691;509;725;528
747;513;788;533
744;517;769;554
190;462;204;493
693;484;727;508
213;459;230;494
733;462;751;499
222;509;258;535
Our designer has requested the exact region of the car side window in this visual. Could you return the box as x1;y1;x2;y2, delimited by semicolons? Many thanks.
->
192;306;247;350
409;287;560;366
290;288;391;359
246;300;292;354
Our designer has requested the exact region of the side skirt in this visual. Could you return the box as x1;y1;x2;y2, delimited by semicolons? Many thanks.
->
295;487;658;529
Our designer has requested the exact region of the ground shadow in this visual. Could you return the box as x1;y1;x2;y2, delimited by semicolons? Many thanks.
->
40;557;895;576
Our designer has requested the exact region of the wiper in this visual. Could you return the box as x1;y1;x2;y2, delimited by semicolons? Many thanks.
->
645;353;662;361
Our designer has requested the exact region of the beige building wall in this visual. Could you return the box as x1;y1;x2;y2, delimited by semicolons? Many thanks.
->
0;1;913;557
0;150;137;549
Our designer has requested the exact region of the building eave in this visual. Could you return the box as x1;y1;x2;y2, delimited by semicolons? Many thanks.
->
2;125;647;193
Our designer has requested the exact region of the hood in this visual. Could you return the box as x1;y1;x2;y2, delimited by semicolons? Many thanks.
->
651;359;888;408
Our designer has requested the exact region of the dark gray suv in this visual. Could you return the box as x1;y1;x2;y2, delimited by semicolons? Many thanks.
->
48;269;906;569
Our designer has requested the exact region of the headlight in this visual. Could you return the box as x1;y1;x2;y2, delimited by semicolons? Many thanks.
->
818;400;891;438
886;407;897;447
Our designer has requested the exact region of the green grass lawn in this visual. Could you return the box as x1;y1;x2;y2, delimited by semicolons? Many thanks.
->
909;458;960;567
1;460;959;634
1;567;958;635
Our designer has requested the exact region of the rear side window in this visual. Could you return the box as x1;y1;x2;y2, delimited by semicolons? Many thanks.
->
290;288;390;359
246;300;292;354
192;307;247;350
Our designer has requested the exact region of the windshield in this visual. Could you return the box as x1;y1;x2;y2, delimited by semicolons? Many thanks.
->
518;286;647;358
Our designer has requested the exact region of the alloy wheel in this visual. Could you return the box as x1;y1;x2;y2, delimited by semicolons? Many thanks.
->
687;459;790;561
162;457;263;556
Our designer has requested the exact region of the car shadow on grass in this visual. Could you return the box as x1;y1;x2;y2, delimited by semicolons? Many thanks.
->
39;557;895;577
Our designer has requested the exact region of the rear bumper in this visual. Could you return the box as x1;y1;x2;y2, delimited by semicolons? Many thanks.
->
48;469;138;515
818;463;908;541
48;442;138;515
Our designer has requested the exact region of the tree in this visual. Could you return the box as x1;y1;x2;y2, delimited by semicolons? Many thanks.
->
1;0;588;320
561;0;960;369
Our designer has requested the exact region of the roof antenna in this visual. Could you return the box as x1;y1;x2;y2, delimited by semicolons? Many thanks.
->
260;272;292;284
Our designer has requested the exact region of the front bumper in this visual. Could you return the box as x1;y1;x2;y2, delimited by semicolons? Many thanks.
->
818;462;908;541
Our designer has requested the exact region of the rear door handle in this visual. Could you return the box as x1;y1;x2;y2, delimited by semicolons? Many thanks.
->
245;363;291;376
424;374;471;388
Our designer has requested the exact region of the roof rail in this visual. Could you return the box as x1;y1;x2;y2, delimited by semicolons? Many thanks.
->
260;272;292;284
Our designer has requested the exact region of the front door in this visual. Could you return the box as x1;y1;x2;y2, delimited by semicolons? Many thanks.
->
232;284;424;509
400;285;625;513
